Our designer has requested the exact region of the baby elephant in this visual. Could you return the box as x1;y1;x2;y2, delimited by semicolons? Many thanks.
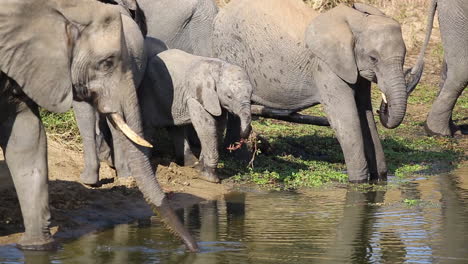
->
140;38;253;183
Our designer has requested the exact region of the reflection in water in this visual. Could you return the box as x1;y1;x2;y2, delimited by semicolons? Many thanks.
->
0;169;467;263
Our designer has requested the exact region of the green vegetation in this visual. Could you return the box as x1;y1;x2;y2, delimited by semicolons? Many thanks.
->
38;80;466;189
38;0;465;190
222;82;466;189
403;198;421;206
40;109;81;150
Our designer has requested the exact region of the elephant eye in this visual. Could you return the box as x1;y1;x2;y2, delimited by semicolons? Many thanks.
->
98;57;115;72
370;56;378;63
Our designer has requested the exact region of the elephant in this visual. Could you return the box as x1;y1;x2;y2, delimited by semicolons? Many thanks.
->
213;0;422;183
137;0;219;57
137;38;253;183
74;7;149;185
412;0;467;136
0;0;197;252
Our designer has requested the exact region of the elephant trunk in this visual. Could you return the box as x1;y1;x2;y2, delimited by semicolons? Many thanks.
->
237;103;252;139
378;57;408;129
108;79;198;252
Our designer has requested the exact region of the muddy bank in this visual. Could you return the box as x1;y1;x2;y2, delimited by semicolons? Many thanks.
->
0;140;233;246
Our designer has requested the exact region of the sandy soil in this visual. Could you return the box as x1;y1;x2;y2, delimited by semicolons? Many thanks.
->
0;140;233;245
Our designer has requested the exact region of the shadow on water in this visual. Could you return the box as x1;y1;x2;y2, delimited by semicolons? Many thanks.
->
1;168;467;263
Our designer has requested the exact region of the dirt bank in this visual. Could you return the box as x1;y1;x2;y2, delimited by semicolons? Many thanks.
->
0;140;233;246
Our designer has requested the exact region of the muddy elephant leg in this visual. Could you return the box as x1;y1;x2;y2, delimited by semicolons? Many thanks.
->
426;61;468;136
0;102;54;250
355;79;387;182
319;79;369;183
73;101;100;185
187;99;220;183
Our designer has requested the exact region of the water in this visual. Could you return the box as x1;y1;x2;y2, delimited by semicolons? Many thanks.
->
1;169;467;264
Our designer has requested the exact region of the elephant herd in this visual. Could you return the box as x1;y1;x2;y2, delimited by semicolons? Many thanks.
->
0;0;465;253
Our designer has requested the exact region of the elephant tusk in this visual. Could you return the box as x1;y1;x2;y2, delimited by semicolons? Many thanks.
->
108;113;153;148
381;93;388;104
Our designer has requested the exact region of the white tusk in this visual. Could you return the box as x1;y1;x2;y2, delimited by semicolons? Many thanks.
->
381;93;388;104
109;113;153;148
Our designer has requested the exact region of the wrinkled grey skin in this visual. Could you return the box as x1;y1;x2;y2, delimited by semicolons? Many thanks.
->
137;0;218;57
413;0;467;136
139;40;253;183
74;13;147;184
0;0;197;252
214;0;420;183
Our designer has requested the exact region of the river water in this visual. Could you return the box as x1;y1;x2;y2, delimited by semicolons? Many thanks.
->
1;168;467;263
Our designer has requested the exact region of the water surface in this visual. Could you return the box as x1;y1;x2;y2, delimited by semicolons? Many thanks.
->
1;169;467;263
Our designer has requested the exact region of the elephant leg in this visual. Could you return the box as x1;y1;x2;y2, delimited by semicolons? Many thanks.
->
168;126;185;166
0;102;54;250
188;99;220;183
426;62;468;136
96;113;114;167
107;118;132;178
183;125;200;167
319;77;369;183
355;80;387;182
73;100;100;185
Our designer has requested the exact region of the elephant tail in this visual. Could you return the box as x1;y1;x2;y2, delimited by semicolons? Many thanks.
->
405;0;438;95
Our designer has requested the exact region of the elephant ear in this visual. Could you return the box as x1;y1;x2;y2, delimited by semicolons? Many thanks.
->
0;0;78;113
193;74;222;117
352;3;386;16
305;5;358;84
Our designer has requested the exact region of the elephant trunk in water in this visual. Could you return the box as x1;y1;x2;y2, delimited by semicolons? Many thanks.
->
378;57;408;129
107;78;199;252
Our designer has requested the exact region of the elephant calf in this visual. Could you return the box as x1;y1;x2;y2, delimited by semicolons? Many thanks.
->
137;38;253;183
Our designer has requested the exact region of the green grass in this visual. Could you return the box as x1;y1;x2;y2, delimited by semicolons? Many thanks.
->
221;82;466;189
37;81;465;189
40;109;81;150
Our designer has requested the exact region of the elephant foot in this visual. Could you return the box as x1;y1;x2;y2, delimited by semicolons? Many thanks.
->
80;169;99;186
369;172;387;183
117;167;132;178
348;171;368;184
424;120;458;137
349;179;368;184
17;235;56;251
184;153;199;167
197;167;220;183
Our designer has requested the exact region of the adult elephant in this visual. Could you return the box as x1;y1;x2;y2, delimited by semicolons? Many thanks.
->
0;0;197;252
213;0;422;183
137;0;219;57
412;0;467;137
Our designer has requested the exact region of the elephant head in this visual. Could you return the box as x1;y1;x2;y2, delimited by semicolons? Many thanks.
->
217;64;253;139
305;3;415;129
195;62;253;140
0;0;197;252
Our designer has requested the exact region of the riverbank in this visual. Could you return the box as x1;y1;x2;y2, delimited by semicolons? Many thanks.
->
0;140;233;246
0;0;466;247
